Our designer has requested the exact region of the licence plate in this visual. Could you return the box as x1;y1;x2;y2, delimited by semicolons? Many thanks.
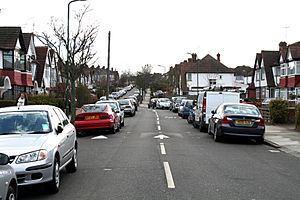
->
85;115;99;120
235;120;251;125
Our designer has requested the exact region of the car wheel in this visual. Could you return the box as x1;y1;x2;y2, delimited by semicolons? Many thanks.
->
110;125;116;134
256;137;264;144
6;185;17;200
213;127;222;142
193;121;199;128
47;157;60;194
116;123;120;132
121;119;125;127
76;131;84;137
199;119;206;132
207;123;213;135
66;148;78;173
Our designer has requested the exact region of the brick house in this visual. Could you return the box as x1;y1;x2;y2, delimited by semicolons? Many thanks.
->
0;27;33;99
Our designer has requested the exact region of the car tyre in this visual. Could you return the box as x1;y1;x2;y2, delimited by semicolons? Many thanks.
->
66;148;78;173
193;121;199;128
199;119;206;132
256;137;264;144
6;185;17;200
47;158;60;194
213;127;222;142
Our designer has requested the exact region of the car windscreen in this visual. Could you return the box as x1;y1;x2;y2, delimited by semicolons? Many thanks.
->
0;111;51;135
82;104;107;112
118;100;129;105
224;105;260;116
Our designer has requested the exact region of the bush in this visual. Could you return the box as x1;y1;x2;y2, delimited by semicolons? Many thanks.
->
76;85;96;107
269;100;288;124
295;104;300;130
28;95;65;110
0;100;16;108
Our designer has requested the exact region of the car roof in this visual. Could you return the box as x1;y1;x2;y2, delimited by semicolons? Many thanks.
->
0;105;57;112
221;103;257;108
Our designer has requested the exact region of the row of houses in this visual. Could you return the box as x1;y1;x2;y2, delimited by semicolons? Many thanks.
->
168;41;300;102
0;26;119;100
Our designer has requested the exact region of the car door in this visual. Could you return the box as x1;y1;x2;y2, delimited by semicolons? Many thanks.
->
53;108;75;165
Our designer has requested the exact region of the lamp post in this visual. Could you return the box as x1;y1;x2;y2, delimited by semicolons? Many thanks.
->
66;0;86;116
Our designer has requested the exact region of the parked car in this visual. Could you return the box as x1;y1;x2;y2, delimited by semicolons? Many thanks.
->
0;153;18;200
207;103;265;143
0;105;78;194
148;97;158;109
96;100;125;127
187;106;196;125
194;91;240;132
75;104;120;135
117;99;136;117
171;96;187;113
128;95;139;111
178;99;194;119
156;98;172;109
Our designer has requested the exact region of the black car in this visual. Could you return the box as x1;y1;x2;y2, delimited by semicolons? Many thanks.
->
208;103;265;143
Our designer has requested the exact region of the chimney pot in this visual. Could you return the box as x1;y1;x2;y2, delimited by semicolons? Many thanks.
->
217;53;220;61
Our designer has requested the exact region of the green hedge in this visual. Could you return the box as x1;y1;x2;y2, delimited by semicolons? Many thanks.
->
269;99;288;124
0;95;65;109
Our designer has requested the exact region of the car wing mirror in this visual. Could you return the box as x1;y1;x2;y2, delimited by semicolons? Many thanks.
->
0;153;9;165
211;110;216;114
56;124;64;134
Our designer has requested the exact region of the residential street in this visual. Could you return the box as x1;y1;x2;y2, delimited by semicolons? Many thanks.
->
18;104;300;200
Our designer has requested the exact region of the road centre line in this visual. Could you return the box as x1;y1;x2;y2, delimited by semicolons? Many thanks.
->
157;121;160;125
160;143;166;155
157;125;161;131
163;162;175;189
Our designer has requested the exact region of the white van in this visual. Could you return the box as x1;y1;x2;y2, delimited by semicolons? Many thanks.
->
194;91;240;131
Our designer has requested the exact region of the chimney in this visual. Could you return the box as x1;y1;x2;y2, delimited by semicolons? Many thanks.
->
192;53;197;62
217;53;220;61
279;41;287;53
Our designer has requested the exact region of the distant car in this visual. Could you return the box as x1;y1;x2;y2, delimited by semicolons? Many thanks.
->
117;99;136;117
128;95;139;111
156;98;172;109
187;106;196;125
0;153;18;200
207;103;265;143
178;99;194;118
96;100;125;127
0;105;78;194
171;96;187;113
75;104;120;135
148;97;158;109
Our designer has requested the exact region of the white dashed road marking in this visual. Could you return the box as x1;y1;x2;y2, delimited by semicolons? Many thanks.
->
160;143;166;155
163;162;175;189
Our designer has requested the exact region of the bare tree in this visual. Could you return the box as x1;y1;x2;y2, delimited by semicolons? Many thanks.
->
37;5;99;123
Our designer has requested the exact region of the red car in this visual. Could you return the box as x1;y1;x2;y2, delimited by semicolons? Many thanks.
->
74;104;120;135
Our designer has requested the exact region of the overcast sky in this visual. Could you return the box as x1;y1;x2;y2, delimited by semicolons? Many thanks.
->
1;0;300;74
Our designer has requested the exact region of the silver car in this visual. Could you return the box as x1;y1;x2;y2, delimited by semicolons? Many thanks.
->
96;100;125;127
0;153;18;200
0;105;78;194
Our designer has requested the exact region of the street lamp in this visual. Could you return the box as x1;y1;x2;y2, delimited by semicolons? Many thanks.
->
65;0;86;116
157;65;167;74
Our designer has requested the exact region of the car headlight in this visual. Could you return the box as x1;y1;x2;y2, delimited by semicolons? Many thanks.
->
16;150;47;164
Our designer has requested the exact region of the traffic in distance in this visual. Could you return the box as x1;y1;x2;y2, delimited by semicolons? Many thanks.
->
1;86;300;200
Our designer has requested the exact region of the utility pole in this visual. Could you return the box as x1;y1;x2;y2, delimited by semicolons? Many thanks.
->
106;31;111;100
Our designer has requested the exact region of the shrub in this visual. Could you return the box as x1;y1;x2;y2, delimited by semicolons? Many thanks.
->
0;100;16;108
295;104;300;130
28;95;65;109
76;85;96;107
269;99;288;124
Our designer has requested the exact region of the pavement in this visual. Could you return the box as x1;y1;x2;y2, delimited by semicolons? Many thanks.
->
265;124;300;158
141;90;300;159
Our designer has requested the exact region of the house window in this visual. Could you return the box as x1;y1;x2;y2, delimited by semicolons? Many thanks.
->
281;63;287;76
187;73;192;81
288;62;295;75
261;68;265;80
3;50;13;69
14;49;25;71
236;76;243;81
295;61;300;74
255;70;260;81
209;79;216;86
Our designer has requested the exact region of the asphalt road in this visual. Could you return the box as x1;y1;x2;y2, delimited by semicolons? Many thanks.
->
19;106;300;200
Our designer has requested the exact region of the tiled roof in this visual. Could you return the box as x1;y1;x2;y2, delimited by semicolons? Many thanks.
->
23;33;33;53
289;41;300;60
261;50;280;87
35;46;49;87
191;54;234;73
0;27;25;50
234;65;253;76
